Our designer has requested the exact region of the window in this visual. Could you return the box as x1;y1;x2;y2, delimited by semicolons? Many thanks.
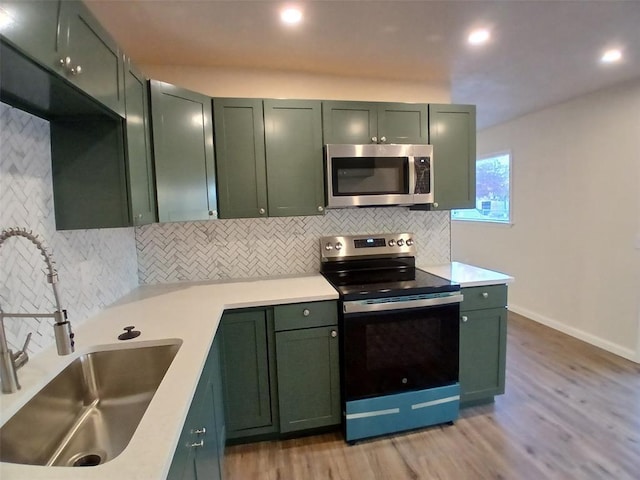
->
452;151;511;224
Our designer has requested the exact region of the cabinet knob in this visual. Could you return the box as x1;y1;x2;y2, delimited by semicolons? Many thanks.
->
482;292;489;299
461;315;468;323
190;440;204;448
60;57;71;67
380;136;387;143
371;136;377;143
208;210;215;216
303;309;310;317
433;202;439;208
193;427;206;435
259;208;266;215
331;330;337;338
317;206;324;212
71;65;82;75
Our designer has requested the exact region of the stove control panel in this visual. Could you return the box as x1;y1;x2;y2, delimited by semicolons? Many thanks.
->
320;233;415;261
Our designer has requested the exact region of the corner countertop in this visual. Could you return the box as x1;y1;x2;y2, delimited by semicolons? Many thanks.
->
420;262;514;288
0;274;338;480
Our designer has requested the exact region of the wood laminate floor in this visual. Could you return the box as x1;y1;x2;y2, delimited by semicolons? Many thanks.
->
224;312;640;479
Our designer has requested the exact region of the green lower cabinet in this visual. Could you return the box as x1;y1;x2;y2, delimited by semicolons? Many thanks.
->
459;285;508;406
219;309;279;441
275;326;341;433
168;335;224;480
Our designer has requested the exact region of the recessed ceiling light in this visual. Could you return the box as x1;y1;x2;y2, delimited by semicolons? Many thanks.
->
601;49;622;63
0;7;14;30
280;7;303;25
468;29;490;46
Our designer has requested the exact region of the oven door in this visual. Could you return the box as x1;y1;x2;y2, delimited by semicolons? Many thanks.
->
341;295;461;402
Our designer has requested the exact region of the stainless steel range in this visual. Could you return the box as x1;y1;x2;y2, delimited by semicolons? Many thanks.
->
319;233;463;443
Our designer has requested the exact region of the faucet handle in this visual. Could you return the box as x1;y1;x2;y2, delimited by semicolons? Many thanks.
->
13;332;32;369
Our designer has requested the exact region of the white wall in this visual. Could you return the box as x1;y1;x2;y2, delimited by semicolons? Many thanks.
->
140;65;450;103
452;79;640;361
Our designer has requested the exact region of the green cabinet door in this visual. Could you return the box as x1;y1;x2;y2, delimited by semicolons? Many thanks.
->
322;101;428;145
124;58;157;226
50;116;130;230
322;101;378;144
150;80;217;222
57;1;125;116
275;326;340;433
168;335;224;480
428;104;476;210
0;0;60;67
219;309;278;440
213;98;267;219
459;300;507;406
379;103;428;144
264;99;325;217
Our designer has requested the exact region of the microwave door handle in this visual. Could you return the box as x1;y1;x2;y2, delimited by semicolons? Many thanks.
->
408;157;417;195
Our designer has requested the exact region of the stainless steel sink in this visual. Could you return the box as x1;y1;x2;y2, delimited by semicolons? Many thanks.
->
0;341;181;467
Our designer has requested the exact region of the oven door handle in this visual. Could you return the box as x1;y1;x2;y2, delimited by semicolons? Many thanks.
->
343;293;464;314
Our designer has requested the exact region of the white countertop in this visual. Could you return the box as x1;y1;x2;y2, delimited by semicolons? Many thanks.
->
420;262;514;288
0;274;338;480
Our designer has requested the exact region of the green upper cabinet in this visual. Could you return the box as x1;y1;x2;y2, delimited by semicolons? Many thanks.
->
0;0;124;116
264;99;325;217
213;98;325;219
150;80;217;223
0;0;60;67
50;115;130;230
428;104;476;210
57;1;125;117
213;98;267;219
322;101;428;144
124;58;157;226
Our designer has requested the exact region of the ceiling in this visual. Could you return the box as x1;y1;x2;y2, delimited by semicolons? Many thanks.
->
86;0;640;130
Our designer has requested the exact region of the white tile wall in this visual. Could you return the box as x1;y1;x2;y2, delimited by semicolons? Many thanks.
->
0;103;139;355
136;208;451;284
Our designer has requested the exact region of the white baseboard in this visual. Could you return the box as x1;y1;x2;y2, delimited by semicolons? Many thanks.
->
508;303;639;363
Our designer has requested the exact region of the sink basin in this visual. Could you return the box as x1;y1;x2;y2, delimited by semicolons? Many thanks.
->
0;341;181;467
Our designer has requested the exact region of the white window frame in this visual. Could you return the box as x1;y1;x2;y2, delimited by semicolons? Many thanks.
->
451;150;513;225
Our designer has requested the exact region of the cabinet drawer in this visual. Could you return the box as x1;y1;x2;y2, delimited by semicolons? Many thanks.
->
274;301;338;331
461;285;507;312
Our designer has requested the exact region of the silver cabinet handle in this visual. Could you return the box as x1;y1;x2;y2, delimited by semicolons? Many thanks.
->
190;440;204;448
331;330;337;338
380;136;387;143
193;427;206;435
371;136;377;143
482;292;489;299
259;208;266;215
461;316;468;323
303;309;310;317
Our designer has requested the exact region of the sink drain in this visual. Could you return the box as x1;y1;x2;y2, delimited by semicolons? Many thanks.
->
72;453;102;467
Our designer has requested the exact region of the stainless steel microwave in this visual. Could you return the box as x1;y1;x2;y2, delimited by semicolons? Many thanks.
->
324;144;434;208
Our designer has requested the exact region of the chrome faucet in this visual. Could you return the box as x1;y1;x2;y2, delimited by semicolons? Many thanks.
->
0;227;75;393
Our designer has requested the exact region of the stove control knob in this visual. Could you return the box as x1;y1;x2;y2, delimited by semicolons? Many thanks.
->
388;239;395;246
406;238;414;246
324;243;333;251
397;239;405;247
335;242;343;250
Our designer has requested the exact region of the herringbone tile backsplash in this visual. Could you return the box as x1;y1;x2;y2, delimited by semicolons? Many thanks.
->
136;209;451;284
0;103;138;355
